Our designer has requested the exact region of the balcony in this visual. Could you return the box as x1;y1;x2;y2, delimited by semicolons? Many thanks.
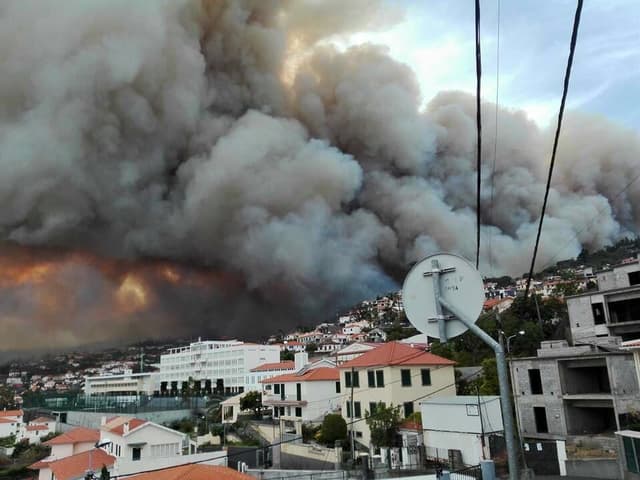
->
262;393;306;407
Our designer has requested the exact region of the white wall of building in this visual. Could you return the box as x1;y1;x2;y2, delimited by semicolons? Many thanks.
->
420;396;503;434
265;380;343;422
103;423;185;463
84;370;157;397
158;340;280;394
423;430;483;466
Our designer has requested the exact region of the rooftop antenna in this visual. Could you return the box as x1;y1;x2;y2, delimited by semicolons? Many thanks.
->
402;253;518;480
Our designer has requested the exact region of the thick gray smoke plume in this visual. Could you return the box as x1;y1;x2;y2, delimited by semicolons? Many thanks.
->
0;0;639;347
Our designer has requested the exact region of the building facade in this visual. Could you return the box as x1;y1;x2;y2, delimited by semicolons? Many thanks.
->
338;342;456;447
84;370;157;399
158;339;280;395
510;340;639;440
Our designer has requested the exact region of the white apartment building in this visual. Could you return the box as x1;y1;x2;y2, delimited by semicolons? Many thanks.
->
158;339;280;395
84;370;157;399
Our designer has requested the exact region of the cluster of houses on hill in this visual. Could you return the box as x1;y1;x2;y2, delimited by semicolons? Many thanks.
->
0;410;57;447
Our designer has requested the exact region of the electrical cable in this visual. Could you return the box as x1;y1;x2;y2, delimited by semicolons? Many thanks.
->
488;0;501;277
475;0;483;269
524;0;584;298
111;365;482;479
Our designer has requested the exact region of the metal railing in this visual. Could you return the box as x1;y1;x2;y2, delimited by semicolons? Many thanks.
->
450;464;483;480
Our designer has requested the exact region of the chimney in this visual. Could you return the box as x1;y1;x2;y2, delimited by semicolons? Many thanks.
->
294;352;308;372
123;422;129;434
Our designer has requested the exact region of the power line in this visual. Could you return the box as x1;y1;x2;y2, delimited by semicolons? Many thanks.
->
488;0;501;277
524;0;584;298
111;365;479;479
475;0;483;269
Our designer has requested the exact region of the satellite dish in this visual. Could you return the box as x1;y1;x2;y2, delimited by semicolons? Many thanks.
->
402;253;485;341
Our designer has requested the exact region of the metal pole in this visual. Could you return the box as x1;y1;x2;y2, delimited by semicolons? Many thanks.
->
350;367;355;461
438;296;518;480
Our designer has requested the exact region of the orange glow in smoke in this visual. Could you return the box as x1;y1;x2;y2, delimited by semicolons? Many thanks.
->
116;274;149;313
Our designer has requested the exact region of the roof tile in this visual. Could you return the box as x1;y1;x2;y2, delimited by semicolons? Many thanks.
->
126;463;253;480
261;367;339;384
340;342;455;369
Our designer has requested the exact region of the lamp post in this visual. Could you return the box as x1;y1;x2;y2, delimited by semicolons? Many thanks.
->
500;330;525;356
86;439;112;480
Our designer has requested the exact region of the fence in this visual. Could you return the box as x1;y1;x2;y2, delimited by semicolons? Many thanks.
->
450;464;483;480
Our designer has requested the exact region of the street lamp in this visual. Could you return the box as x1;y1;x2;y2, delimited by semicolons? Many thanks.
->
500;330;525;355
86;439;112;480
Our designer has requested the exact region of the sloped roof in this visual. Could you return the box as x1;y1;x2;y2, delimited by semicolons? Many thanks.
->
44;426;99;445
31;416;55;424
340;342;455;369
102;416;147;436
261;367;339;384
30;449;115;480
26;425;49;431
0;409;22;417
250;361;295;372
126;464;253;480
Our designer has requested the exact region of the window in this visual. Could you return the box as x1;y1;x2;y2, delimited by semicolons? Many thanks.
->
533;407;548;433
368;371;376;388
369;402;378;416
296;383;302;401
354;402;362;418
355;431;363;438
376;370;384;387
529;369;543;395
345;372;352;388
421;369;431;386
403;402;414;418
629;271;640;286
592;303;606;325
346;402;352;418
352;371;360;387
401;369;412;387
623;436;640;474
274;384;280;394
336;381;341;393
295;407;302;417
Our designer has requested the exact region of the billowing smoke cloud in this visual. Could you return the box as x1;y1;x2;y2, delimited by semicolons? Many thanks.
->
0;0;638;349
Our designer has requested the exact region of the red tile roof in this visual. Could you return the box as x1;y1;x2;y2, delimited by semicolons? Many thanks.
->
31;449;115;480
0;418;16;424
102;417;147;436
31;416;55;424
340;342;455;369
0;409;23;417
250;361;295;372
44;426;100;445
261;367;339;384
126;464;253;480
26;425;49;431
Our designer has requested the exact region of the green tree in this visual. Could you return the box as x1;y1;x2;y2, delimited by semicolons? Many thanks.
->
305;343;317;354
479;357;499;395
280;350;294;361
365;403;401;448
240;391;262;418
0;386;16;410
318;414;347;446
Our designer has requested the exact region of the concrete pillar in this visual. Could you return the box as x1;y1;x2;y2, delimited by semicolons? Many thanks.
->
480;460;496;480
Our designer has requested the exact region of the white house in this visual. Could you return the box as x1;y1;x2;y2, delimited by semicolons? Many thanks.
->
21;416;56;444
0;409;22;438
100;416;186;462
31;448;115;480
246;360;296;392
420;396;503;467
334;342;377;365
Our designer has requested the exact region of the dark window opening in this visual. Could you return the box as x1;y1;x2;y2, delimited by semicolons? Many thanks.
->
345;372;351;388
280;384;285;400
529;369;543;394
534;407;548;433
352;372;360;388
376;370;384;387
561;364;610;395
295;407;302;417
354;402;361;418
368;371;375;388
591;302;606;325
421;369;431;386
274;384;280;394
132;447;141;461
346;402;351;418
335;382;341;393
624;436;640;473
369;402;378;416
401;369;412;387
629;271;640;286
403;402;414;418
296;383;302;401
609;298;640;324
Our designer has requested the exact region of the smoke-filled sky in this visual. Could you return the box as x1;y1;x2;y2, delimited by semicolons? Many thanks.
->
0;0;639;351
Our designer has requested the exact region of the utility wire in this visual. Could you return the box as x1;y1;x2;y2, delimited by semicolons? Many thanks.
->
111;365;476;479
488;0;501;277
524;0;584;298
475;0;483;269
